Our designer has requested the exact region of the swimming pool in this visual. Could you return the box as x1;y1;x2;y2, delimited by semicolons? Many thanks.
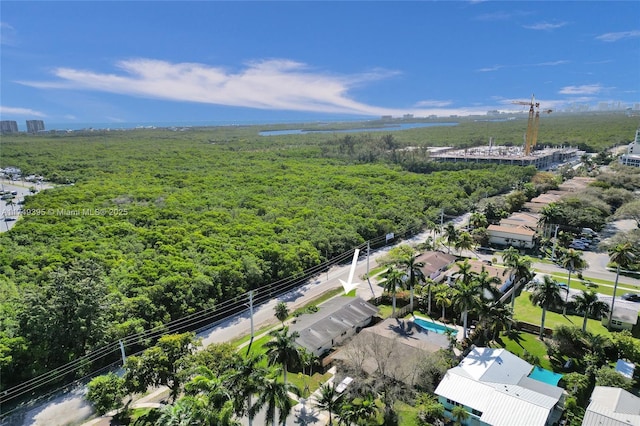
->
528;366;563;386
413;318;458;335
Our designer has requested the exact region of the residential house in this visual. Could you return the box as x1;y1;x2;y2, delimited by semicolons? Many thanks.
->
289;296;378;357
444;259;513;293
416;251;457;282
487;224;536;249
582;386;640;426
435;347;565;426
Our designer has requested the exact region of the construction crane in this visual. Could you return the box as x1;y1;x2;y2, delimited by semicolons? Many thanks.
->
512;94;552;155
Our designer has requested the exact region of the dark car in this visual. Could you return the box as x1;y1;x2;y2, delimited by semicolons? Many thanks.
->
621;293;640;302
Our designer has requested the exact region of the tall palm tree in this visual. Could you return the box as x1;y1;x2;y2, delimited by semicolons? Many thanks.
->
453;259;475;286
469;212;488;230
274;301;289;327
382;266;406;316
529;275;565;339
264;326;301;385
474;267;502;302
434;284;453;320
452;280;481;340
225;353;268;426
419;277;437;315
314;383;343;425
251;369;298;426
573;290;609;332
455;232;475;256
501;246;521;268
444;223;458;254
339;394;378;426
560;249;587;315
400;252;425;313
607;243;636;330
503;253;533;311
478;301;514;342
184;366;231;409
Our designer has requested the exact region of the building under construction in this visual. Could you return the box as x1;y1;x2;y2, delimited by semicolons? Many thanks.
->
430;144;580;170
431;95;581;170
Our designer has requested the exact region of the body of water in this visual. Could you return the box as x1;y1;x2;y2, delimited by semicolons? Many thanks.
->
259;121;459;136
413;317;458;335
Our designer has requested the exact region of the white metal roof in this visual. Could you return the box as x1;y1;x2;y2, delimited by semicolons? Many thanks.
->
435;348;564;426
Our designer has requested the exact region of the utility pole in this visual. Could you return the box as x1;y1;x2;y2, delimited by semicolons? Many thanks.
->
248;290;255;342
366;241;375;298
440;209;444;227
119;340;126;366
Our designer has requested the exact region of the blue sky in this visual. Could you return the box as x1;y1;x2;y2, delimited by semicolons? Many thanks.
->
1;1;639;127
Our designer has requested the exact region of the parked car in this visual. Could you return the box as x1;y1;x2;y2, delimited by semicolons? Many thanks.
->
621;293;640;302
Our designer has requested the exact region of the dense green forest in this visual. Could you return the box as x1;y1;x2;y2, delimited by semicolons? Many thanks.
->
0;113;636;397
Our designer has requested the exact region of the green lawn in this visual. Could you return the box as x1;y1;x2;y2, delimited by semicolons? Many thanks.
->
289;371;333;398
492;331;553;370
513;293;614;338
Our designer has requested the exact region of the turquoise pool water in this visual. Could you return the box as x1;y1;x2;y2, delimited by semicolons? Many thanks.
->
414;318;458;335
528;366;563;386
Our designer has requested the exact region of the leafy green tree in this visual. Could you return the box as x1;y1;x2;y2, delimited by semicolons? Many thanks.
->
314;383;343;425
274;302;289;327
16;259;109;374
382;266;406;316
573;290;609;332
607;242;637;329
124;332;200;401
595;366;633;391
478;301;514;342
86;372;126;416
529;275;565;339
559;249;586;315
264;326;300;385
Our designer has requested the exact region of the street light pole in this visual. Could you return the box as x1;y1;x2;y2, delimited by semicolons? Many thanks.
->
550;224;560;261
248;290;254;342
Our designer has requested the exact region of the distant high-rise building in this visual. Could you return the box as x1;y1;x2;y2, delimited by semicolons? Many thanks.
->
0;120;19;134
26;120;45;133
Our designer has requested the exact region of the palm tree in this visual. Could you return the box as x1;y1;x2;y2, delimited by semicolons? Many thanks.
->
419;277;437;315
314;383;342;425
451;405;470;426
185;366;231;409
501;246;520;268
560;249;587;315
274;301;289;327
573;290;609;332
529;275;565;339
434;284;453;320
339;394;378;426
298;348;317;397
452;280;481;340
455;231;475;256
474;267;502;302
452;259;475;286
225;353;268;426
503;253;533;311
264;326;301;385
382;266;406;316
400;252;425;313
251;369;299;426
444;222;458;254
607;243;636;330
478;301;514;342
469;212;488;230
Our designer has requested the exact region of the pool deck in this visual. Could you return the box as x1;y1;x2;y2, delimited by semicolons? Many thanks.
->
363;316;462;353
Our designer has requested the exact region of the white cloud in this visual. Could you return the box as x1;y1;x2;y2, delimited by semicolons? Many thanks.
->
414;100;454;108
0;22;17;46
477;65;504;72
523;22;568;31
595;30;640;42
0;106;47;117
559;84;603;95
19;58;408;117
